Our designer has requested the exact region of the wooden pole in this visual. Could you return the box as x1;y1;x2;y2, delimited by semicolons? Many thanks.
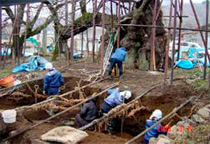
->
80;83;161;130
126;96;195;144
3;83;118;141
30;78;105;107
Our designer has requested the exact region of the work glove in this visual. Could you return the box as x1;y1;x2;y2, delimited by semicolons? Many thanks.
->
43;91;46;95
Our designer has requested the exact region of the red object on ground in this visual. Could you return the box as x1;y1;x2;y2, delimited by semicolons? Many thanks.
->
0;75;15;87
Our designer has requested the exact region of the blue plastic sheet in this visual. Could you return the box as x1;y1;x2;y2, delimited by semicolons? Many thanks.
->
175;60;194;69
12;55;50;73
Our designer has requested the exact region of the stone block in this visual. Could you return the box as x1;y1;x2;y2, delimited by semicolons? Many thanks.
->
156;138;171;144
191;114;205;123
197;107;210;119
149;137;158;144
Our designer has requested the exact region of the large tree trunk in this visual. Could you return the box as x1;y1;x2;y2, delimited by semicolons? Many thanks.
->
49;0;167;68
119;0;167;70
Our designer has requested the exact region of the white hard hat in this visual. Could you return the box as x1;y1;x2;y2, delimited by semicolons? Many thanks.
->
150;109;162;120
120;90;132;100
45;63;53;69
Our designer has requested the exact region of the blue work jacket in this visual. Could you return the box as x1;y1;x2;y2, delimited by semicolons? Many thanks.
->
144;119;167;141
104;89;123;108
111;47;127;62
43;69;64;92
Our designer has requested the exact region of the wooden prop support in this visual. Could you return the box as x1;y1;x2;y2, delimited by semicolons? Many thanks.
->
30;78;104;107
80;83;161;131
126;96;195;144
2;83;118;141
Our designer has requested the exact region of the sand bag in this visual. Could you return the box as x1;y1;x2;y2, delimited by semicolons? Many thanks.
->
41;126;88;144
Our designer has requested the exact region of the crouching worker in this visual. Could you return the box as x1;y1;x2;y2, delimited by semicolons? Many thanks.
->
101;89;132;113
108;47;127;79
144;109;167;144
76;99;98;128
100;89;132;134
43;63;65;96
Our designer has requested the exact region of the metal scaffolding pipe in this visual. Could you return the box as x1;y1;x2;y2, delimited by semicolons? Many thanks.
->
170;0;178;85
150;0;157;70
0;5;2;67
163;0;173;85
101;0;105;78
204;0;209;79
4;83;119;141
80;83;161;131
70;0;75;60
155;0;163;21
92;0;97;62
65;0;70;60
23;4;30;63
117;24;210;32
31;78;104;107
189;0;210;63
176;0;183;61
117;0;121;47
126;96;195;144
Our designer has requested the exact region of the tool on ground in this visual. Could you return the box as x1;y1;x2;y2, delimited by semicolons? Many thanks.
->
34;85;39;104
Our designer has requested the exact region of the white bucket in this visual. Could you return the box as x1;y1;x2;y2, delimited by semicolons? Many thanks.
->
2;110;17;124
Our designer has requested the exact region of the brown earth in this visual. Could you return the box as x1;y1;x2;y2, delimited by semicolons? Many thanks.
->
0;59;209;144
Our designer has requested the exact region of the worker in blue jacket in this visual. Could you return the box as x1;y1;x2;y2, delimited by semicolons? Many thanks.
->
108;47;127;78
100;88;132;134
144;109;167;144
101;88;132;113
43;63;64;96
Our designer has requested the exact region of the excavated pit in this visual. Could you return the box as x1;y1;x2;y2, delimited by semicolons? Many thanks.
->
120;81;196;143
0;77;97;108
0;80;196;143
0;76;106;124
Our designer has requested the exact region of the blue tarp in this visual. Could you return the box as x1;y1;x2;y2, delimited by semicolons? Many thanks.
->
174;47;205;59
175;60;194;69
1;49;12;56
12;55;50;73
174;47;210;69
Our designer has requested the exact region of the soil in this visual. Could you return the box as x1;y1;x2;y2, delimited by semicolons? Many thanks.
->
0;59;209;144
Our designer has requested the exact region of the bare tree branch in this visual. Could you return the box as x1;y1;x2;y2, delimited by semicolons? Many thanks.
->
30;3;44;28
2;7;15;23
